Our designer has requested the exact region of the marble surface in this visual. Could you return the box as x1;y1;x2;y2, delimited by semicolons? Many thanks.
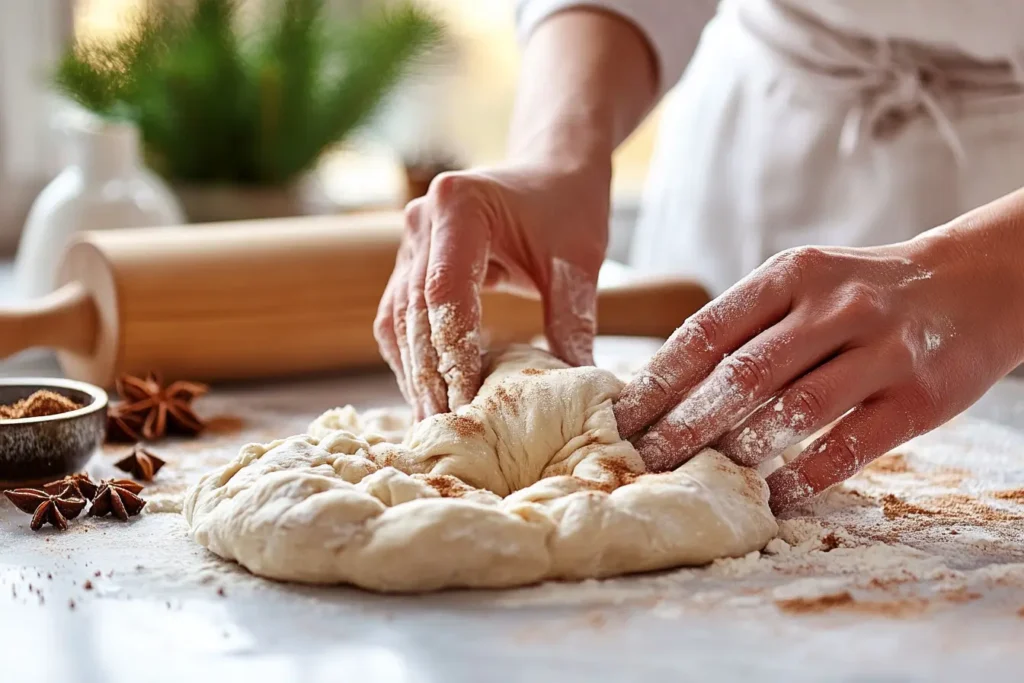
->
3;265;1024;682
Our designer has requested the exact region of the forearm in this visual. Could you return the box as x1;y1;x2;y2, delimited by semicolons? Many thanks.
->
507;9;658;171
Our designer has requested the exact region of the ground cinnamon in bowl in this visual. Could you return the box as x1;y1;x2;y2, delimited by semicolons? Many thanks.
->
0;391;82;420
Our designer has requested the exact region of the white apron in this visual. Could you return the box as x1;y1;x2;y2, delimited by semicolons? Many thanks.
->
631;0;1024;296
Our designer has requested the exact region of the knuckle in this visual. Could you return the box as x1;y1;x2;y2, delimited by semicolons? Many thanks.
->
888;335;920;370
724;352;773;396
423;262;460;307
769;246;828;282
789;383;830;427
373;310;393;345
829;432;861;475
428;171;474;206
632;371;677;409
892;380;941;428
671;309;721;355
835;282;887;322
403;197;426;226
391;298;409;335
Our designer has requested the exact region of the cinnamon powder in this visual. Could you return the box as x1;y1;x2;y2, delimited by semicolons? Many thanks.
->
867;453;912;475
421;474;473;498
992;489;1024;504
775;591;929;618
881;494;935;520
0;391;81;420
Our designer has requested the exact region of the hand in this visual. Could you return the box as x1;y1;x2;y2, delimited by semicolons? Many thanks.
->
375;161;610;419
614;208;1024;514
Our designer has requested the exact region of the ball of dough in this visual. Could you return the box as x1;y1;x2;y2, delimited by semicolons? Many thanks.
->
184;346;778;592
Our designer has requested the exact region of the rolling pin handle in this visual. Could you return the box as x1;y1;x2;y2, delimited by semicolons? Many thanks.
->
0;282;99;360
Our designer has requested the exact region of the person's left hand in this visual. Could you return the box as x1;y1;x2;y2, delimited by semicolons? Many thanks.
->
613;217;1024;514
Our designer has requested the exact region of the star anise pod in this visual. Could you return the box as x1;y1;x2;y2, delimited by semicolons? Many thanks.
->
89;479;146;520
4;489;87;531
106;402;146;443
115;373;208;441
43;473;99;501
114;446;166;481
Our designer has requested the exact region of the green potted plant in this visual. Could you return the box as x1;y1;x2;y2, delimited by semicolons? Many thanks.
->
53;0;443;223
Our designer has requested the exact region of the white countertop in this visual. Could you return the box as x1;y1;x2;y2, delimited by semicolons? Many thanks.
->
3;265;1024;682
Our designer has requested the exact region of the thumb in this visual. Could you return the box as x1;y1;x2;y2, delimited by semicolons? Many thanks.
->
543;258;598;367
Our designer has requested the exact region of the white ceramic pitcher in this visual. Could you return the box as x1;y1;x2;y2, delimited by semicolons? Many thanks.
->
15;116;184;299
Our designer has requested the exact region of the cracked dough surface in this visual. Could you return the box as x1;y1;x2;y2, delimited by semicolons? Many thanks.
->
184;346;778;592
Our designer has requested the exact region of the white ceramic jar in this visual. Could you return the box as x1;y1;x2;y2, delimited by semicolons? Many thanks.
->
14;117;184;299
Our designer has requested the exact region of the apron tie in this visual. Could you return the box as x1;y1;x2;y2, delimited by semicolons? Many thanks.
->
736;0;1024;163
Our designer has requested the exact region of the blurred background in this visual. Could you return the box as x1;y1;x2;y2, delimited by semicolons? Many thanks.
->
0;0;663;284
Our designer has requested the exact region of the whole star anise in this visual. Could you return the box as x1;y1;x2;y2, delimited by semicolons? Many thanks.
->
89;479;146;520
106;402;146;443
114;446;165;481
43;473;99;501
4;489;87;531
111;373;208;442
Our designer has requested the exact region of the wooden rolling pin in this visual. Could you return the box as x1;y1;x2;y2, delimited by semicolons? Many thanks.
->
0;213;709;387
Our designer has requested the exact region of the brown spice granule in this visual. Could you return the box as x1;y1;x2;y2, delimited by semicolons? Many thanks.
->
83;580;93;591
0;390;81;419
420;474;473;498
858;452;968;489
776;591;928;618
820;532;841;551
865;573;920;590
597;458;640;488
486;385;521;416
520;368;548;376
925;494;1023;523
866;453;911;475
936;586;981;604
776;591;855;614
881;494;935;520
439;414;484;439
992;489;1024;504
570;458;642;493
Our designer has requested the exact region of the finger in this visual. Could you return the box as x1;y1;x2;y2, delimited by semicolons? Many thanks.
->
375;254;413;407
614;266;794;439
634;314;848;472
717;345;898;467
375;278;410;404
766;388;928;514
544;257;598;367
425;181;490;410
390;230;420;417
405;209;448;417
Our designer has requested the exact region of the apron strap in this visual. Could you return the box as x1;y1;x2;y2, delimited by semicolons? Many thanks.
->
735;0;1024;163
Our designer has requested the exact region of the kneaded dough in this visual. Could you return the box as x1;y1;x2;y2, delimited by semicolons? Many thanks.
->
184;346;778;592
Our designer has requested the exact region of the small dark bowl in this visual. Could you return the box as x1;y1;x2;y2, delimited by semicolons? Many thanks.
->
0;379;108;488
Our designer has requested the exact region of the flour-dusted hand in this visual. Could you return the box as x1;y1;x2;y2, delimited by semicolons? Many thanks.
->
375;164;609;419
615;189;1024;513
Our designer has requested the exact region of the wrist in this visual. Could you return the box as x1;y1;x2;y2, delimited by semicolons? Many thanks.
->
507;110;616;175
912;189;1024;350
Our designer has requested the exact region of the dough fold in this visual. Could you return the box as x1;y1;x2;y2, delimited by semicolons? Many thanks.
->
184;346;778;592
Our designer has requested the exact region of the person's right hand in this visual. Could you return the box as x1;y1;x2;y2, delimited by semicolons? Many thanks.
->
374;161;611;420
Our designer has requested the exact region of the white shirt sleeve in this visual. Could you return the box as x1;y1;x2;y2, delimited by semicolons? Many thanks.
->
515;0;719;97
